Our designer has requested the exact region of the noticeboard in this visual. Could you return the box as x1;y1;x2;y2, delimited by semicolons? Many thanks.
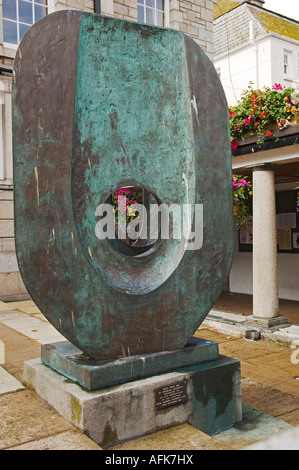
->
238;189;299;254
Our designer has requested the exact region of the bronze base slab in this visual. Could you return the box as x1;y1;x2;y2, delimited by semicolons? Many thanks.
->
41;336;219;391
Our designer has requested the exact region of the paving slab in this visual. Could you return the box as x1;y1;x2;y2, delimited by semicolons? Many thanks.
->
213;407;293;450
0;301;299;450
240;363;299;399
0;389;72;449
5;429;102;450
0;310;65;344
241;379;299;421
111;423;234;450
0;389;102;450
218;336;289;361
0;321;41;382
3;300;36;309
0;366;24;395
244;425;299;450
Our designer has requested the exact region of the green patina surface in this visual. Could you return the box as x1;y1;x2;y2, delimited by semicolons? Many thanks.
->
13;11;233;362
72;15;196;295
74;16;194;196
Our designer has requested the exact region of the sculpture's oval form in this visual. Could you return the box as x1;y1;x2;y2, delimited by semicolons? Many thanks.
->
12;11;234;360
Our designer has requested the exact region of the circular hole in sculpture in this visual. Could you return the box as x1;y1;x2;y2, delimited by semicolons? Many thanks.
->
103;185;162;257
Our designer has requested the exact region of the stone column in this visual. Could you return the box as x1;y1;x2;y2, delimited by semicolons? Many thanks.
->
249;165;288;327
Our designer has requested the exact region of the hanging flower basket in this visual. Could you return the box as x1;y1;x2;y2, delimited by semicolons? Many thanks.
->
230;83;299;149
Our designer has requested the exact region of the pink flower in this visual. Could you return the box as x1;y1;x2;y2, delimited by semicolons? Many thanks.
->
272;83;284;91
244;117;253;126
231;141;238;151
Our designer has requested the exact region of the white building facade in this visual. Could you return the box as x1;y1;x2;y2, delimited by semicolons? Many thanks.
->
214;0;299;106
214;1;299;305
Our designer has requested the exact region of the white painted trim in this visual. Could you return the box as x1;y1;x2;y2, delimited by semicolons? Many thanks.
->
232;143;299;171
48;0;55;14
283;74;299;84
164;0;170;28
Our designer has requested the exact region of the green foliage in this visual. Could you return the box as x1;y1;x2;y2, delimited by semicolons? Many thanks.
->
230;82;299;147
232;175;253;227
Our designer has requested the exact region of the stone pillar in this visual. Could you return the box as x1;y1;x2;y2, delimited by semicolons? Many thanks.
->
249;165;288;327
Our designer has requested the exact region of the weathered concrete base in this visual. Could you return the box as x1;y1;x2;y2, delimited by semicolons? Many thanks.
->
247;314;289;328
23;354;242;448
41;337;219;390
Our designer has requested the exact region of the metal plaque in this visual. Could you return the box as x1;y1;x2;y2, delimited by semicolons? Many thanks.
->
155;381;187;410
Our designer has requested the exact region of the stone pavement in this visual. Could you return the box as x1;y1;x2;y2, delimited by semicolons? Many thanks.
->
0;299;299;450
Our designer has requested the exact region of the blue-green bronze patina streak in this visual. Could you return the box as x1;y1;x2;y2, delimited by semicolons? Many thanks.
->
75;15;194;197
72;14;196;294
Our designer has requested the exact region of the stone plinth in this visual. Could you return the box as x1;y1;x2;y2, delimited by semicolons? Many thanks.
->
24;345;242;448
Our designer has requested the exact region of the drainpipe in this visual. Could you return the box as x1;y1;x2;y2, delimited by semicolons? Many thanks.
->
249;20;259;89
94;0;101;14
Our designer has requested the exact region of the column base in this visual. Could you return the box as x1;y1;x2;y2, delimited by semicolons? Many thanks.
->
247;314;289;329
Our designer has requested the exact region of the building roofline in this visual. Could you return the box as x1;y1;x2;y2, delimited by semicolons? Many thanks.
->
214;1;241;20
214;31;299;62
214;1;299;26
243;1;299;25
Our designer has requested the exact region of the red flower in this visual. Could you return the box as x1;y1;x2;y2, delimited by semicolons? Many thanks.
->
231;141;238;151
266;131;272;137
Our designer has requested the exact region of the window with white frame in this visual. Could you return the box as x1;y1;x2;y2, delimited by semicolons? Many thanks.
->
137;0;167;27
2;0;49;48
283;51;290;75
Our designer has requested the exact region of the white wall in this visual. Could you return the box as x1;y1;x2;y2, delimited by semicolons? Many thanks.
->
215;38;273;106
215;36;299;107
229;226;299;301
270;36;299;91
229;228;253;295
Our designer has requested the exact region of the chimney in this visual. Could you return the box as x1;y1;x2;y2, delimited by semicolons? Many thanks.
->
245;0;265;6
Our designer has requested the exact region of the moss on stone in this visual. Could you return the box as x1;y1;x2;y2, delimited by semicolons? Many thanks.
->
71;396;82;425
